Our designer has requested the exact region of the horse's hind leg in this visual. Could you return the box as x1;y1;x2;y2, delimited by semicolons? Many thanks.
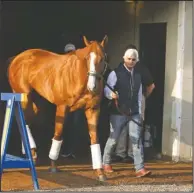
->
20;93;39;164
48;104;68;173
85;108;106;182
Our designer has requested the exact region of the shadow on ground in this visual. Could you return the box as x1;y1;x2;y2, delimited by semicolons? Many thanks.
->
1;157;192;191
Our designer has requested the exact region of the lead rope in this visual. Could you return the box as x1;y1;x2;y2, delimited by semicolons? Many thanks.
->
101;77;144;148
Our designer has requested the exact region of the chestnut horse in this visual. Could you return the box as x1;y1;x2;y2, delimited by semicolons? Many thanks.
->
7;35;108;181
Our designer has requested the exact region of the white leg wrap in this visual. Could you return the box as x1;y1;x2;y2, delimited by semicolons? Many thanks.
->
49;138;63;161
21;125;36;154
90;144;102;169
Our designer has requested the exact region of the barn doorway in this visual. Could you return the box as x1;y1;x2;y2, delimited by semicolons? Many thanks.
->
1;1;143;159
139;23;167;154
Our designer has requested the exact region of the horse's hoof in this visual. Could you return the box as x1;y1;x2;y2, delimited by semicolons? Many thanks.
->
48;167;61;173
98;174;107;182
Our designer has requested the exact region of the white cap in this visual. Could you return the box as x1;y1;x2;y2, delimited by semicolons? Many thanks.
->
123;48;139;61
64;43;76;53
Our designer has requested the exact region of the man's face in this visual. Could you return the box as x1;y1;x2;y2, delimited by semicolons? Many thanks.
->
123;49;138;69
123;56;137;68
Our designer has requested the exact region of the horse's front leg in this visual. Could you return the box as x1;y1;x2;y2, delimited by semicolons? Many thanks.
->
48;104;68;173
85;107;107;182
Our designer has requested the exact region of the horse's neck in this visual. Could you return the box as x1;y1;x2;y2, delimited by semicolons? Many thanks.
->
75;46;91;60
60;48;89;77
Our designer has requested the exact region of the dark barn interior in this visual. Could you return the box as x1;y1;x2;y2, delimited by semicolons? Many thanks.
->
0;1;124;159
0;1;165;162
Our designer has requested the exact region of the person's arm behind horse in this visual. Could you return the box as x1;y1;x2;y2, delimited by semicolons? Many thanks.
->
104;71;118;100
146;83;155;98
140;64;155;98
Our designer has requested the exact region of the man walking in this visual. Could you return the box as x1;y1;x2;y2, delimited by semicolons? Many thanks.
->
114;44;155;162
103;47;151;177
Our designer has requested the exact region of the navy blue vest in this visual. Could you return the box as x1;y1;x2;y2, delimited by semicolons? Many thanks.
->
110;63;142;115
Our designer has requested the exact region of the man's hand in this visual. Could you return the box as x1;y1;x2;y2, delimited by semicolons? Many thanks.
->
111;91;119;99
146;83;155;98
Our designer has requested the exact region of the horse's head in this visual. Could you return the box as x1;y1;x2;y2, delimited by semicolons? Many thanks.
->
83;35;108;94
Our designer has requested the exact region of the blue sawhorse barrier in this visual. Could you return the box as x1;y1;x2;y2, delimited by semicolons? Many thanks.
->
0;93;39;191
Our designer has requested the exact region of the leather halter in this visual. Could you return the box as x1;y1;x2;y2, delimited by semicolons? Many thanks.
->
86;52;108;80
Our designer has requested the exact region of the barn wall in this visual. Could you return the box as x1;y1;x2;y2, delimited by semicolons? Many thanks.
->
178;1;192;161
135;1;192;161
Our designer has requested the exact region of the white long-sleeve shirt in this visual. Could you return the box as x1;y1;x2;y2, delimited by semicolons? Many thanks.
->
104;65;142;114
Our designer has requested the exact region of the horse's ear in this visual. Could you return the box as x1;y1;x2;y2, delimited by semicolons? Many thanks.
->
83;36;90;46
101;35;108;47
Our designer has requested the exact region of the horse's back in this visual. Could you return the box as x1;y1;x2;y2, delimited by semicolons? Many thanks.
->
8;48;87;104
8;49;62;93
10;48;60;66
